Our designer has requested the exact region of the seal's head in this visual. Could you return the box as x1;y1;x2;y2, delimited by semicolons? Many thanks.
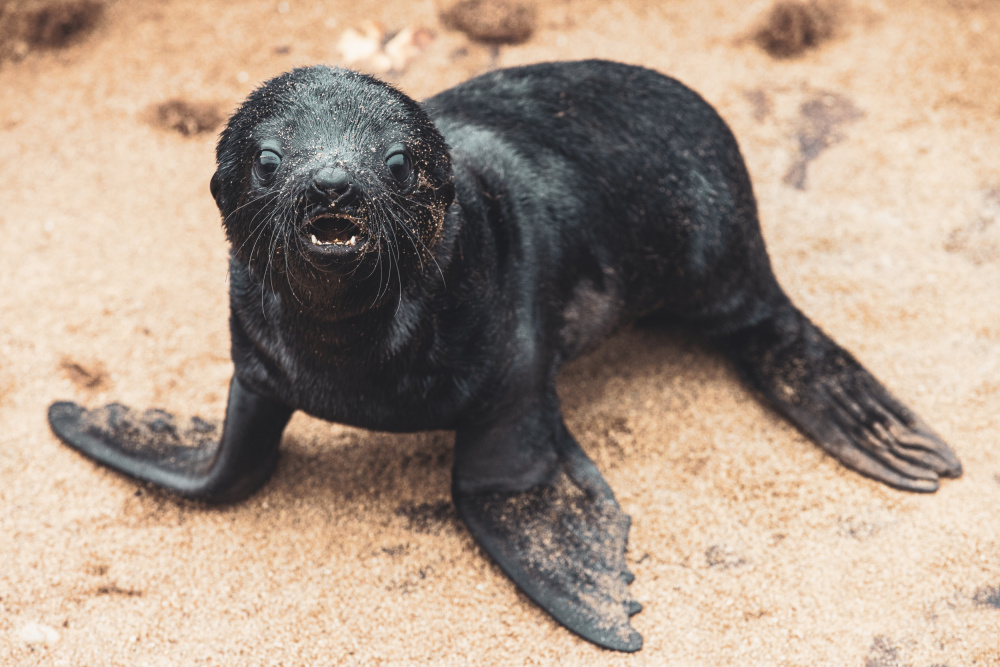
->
211;66;455;314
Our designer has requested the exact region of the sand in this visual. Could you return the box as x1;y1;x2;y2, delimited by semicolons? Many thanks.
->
1;0;998;664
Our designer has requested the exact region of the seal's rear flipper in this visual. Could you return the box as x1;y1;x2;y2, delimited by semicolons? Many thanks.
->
454;403;642;652
48;376;293;503
720;300;962;492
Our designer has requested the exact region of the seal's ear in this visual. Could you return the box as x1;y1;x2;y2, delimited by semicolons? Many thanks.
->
439;180;456;210
210;171;223;209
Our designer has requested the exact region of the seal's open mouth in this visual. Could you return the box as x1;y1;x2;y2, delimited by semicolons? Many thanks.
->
303;214;367;250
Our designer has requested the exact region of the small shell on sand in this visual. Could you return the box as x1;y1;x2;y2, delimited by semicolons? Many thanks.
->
17;622;60;645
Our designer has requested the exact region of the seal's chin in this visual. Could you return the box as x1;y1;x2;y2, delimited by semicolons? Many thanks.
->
301;213;369;255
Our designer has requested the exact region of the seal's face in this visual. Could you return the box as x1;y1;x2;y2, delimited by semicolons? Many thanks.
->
211;66;455;313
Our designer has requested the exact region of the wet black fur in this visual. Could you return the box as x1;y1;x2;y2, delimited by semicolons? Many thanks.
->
221;61;779;432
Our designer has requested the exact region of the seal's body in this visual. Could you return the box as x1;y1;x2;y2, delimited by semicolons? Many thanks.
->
231;63;769;431
49;61;961;652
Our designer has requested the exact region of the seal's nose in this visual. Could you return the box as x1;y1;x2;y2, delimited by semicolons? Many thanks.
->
312;166;353;201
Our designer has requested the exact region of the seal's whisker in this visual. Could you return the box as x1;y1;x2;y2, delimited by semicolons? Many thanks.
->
225;189;279;227
366;217;387;306
374;196;410;259
373;215;393;305
258;223;278;318
377;202;406;315
230;190;281;269
248;221;274;282
264;226;279;293
385;191;446;286
229;193;281;263
279;190;312;307
390;209;425;271
371;196;424;314
378;199;404;267
377;200;403;304
380;200;404;303
280;226;307;308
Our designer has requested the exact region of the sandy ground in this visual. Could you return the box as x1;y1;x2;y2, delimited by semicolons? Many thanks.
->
1;0;999;664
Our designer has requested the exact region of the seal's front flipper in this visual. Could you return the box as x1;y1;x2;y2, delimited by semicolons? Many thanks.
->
720;301;962;492
453;403;642;652
48;376;293;503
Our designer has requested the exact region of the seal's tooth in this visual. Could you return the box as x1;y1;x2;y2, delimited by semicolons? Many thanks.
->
311;234;320;245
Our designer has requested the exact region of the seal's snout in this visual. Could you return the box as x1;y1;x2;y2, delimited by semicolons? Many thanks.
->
311;166;354;203
299;165;369;253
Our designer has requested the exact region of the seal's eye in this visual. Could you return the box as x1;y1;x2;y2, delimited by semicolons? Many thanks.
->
386;151;412;184
254;150;281;183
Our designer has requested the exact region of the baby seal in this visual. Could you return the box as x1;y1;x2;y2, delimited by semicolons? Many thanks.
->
48;61;962;652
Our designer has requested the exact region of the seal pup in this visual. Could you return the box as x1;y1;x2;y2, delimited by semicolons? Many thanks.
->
48;61;962;652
